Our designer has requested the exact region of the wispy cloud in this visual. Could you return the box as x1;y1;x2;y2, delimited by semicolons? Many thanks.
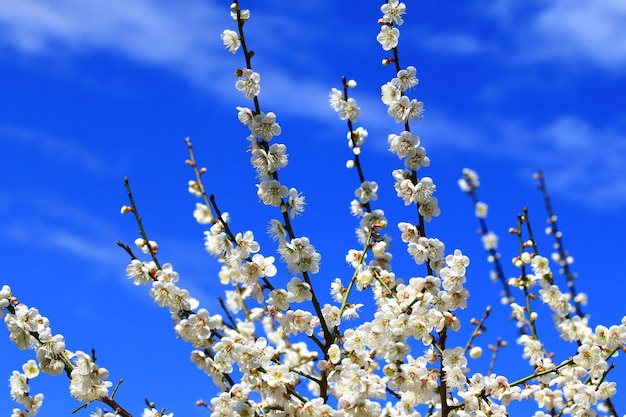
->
418;108;626;209
0;0;342;121
411;1;626;71
520;116;626;206
484;0;626;70
527;0;626;70
0;0;220;62
1;124;123;176
1;190;122;262
3;0;624;210
0;0;234;96
0;188;216;299
417;32;494;56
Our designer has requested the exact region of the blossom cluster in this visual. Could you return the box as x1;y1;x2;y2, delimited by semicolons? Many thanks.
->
3;1;626;417
459;169;626;416
1;284;113;416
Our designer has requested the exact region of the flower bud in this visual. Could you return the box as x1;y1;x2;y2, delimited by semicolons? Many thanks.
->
328;344;341;364
469;346;482;359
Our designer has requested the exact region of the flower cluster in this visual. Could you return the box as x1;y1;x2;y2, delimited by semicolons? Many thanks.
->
460;169;626;416
9;361;44;416
3;1;626;417
69;351;113;403
458;168;510;303
2;285;115;416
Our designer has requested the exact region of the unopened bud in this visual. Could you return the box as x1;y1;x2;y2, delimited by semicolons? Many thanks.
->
372;241;386;258
574;292;588;306
383;364;396;377
328;344;341;364
469;346;482;359
375;219;388;229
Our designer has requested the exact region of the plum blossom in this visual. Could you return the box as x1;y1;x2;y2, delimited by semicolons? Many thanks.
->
338;98;361;122
355;181;378;204
3;2;626;417
193;203;213;224
387;95;424;123
392;66;418;91
328;88;344;111
235;69;261;99
69;351;112;403
381;0;407;25
286;187;306;218
377;25;400;50
251;112;281;141
220;29;240;53
257;179;289;206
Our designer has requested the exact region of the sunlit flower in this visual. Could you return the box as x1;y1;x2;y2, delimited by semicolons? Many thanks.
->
381;0;407;25
286;188;306;218
377;25;400;51
387;96;424;123
338;98;361;122
22;360;39;379
235;69;261;99
328;88;344;111
220;29;240;53
392;66;418;91
193;203;214;224
355;181;378;204
257;179;288;206
251;112;281;141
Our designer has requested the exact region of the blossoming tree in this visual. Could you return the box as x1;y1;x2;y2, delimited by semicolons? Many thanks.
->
3;1;625;417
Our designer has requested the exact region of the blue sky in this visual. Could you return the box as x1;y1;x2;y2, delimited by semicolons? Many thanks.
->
2;0;626;415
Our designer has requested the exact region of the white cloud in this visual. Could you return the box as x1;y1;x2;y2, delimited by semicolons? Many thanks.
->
412;1;626;70
530;0;626;69
1;215;122;266
418;32;492;56
0;0;348;121
0;0;221;61
484;0;626;70
443;113;626;209
0;0;234;93
1;189;121;241
0;124;122;175
528;116;626;205
3;0;624;210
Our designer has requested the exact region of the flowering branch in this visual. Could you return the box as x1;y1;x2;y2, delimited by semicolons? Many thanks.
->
459;168;511;303
3;2;626;417
535;170;585;317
